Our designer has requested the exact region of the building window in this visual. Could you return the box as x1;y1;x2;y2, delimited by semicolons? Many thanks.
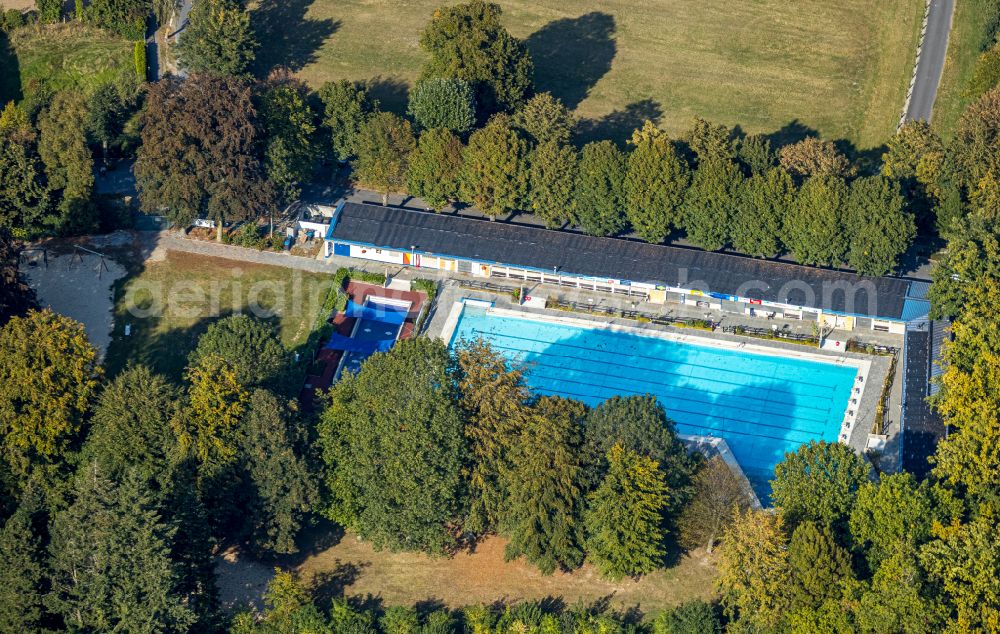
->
456;260;472;273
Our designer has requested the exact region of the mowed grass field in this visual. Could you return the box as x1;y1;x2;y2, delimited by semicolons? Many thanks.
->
295;533;718;612
105;250;334;380
254;0;925;148
932;0;997;138
0;23;134;104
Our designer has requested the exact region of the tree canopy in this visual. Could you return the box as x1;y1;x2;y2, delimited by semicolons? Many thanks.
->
178;0;257;76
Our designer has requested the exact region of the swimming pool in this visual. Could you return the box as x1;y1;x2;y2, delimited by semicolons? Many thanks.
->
337;298;410;375
446;304;861;498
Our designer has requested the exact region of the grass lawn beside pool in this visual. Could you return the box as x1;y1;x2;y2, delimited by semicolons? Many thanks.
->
254;0;924;148
105;250;334;381
294;533;718;613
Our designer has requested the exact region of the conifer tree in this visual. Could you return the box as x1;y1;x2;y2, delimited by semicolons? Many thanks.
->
47;464;196;632
38;91;96;234
736;134;774;175
501;397;586;574
585;443;669;580
681;158;743;251
260;80;318;204
454;339;531;534
407;127;463;211
407;78;476;133
732;167;794;258
574;140;627;236
787;520;853;611
685;117;735;163
624;121;689;243
239;389;318;556
0;492;46;632
178;0;257;75
182;353;249;468
528;140;577;228
460;116;529;219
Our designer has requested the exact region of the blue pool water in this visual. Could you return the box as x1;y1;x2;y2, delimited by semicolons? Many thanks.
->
448;306;858;499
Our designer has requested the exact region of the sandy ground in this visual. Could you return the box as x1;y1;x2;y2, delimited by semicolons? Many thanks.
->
0;0;33;10
21;246;126;356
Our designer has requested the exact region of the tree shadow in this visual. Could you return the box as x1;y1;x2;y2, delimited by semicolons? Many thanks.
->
762;119;817;149
252;0;340;76
363;75;410;116
575;98;663;147
525;12;617;110
310;559;369;607
0;30;21;105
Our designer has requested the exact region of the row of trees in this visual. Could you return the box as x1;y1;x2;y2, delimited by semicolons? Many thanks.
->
0;311;318;631
33;0;178;39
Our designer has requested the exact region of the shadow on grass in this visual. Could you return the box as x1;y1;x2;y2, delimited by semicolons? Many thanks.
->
252;0;340;76
525;12;616;111
0;30;21;105
576;98;663;147
364;75;410;116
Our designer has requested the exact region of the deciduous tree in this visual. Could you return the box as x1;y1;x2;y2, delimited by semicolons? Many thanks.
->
858;542;947;634
318;80;374;162
190;314;287;388
135;75;275;240
953;85;1000;190
624;121;689;243
0;310;100;479
419;1;533;114
318;338;465;554
652;601;721;634
528;140;576;228
178;0;257;75
849;473;935;568
407;77;476;133
573;140;626;236
260;80;318;204
0;103;49;233
677;456;753;553
352;112;416;206
920;507;1000;632
732;167;794;258
514;92;575;145
585;443;669;580
685;117;735;163
778;137;854;179
460;115;528;218
85;0;149;39
771;440;870;537
407;127;463;211
783;175;848;266
844;175;915;276
716;508;790;631
928;214;1000;320
681;158;742;251
501;396;586;574
182;354;249;467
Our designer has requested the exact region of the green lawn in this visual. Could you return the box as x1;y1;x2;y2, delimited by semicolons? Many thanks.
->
932;0;997;138
0;23;134;105
253;0;924;149
105;251;335;381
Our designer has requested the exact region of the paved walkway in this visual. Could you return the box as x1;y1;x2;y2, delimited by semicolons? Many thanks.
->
905;0;955;122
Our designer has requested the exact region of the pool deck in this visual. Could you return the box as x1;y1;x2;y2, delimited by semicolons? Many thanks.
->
425;281;893;466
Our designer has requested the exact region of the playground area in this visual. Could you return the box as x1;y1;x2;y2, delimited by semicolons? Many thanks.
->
20;245;126;356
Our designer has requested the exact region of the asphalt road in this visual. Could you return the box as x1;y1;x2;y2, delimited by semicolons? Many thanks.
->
905;0;955;122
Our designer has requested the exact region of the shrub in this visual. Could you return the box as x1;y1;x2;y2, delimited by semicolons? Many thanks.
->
133;41;146;81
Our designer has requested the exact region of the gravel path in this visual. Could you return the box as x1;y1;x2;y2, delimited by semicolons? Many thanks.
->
153;231;336;273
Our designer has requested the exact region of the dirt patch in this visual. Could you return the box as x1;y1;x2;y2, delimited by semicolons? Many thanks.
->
214;547;276;614
295;534;718;614
0;0;34;10
20;249;126;356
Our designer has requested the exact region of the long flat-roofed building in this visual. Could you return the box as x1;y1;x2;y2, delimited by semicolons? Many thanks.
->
324;201;931;335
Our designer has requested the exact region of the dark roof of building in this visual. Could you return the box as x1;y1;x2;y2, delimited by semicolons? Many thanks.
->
901;321;948;478
329;202;913;319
